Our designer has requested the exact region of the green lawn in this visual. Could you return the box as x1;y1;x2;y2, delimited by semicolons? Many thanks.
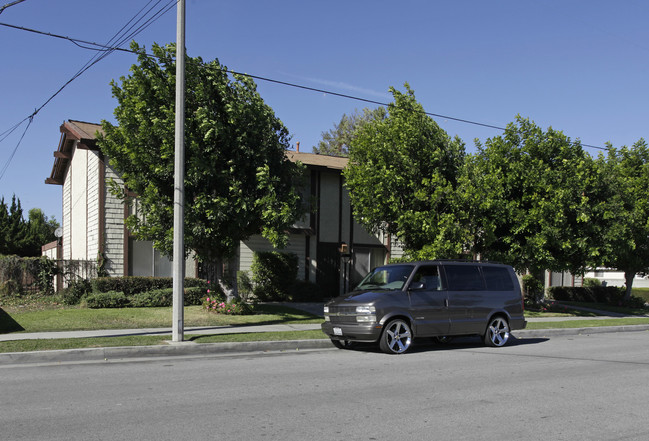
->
632;287;649;302
0;303;322;334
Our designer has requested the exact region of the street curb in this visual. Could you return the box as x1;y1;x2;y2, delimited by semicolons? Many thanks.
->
513;324;649;338
1;325;648;366
0;339;336;366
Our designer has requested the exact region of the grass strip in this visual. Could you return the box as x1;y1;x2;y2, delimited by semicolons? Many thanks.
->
0;330;327;354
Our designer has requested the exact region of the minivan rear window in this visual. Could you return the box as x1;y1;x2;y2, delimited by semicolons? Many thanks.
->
482;266;515;291
444;265;486;291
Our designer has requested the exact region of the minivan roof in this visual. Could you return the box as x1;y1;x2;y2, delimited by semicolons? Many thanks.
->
384;260;506;266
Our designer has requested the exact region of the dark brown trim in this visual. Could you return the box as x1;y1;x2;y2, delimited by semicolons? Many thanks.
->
310;169;317;233
304;234;310;281
348;188;354;254
337;172;343;245
316;171;321;244
85;150;89;260
53;151;71;159
76;141;99;151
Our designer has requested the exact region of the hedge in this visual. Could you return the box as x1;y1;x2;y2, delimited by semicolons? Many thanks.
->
91;277;208;296
251;252;298;301
83;286;219;309
83;291;130;308
547;285;645;308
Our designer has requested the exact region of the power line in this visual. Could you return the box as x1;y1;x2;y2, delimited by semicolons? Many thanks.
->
0;0;28;15
0;22;134;53
0;3;608;157
0;116;31;180
0;0;177;181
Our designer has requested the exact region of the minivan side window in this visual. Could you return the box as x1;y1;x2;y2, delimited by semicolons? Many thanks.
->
444;265;486;291
482;266;514;291
412;265;441;290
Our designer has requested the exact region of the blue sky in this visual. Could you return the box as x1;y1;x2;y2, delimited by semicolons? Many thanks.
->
1;0;648;223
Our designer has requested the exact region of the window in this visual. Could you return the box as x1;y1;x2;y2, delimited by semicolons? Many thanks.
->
482;266;514;291
412;265;441;290
444;265;485;291
129;239;173;277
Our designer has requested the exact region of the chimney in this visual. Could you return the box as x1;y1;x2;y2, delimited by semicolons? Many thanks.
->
296;141;300;152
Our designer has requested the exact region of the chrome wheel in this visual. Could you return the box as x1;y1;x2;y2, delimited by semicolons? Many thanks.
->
484;316;510;347
379;319;412;354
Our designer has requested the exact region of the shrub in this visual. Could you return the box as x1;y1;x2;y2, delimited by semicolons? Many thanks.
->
287;280;325;302
0;255;24;296
582;278;602;288
237;271;254;301
130;289;173;307
548;286;625;304
61;278;92;305
0;255;59;296
83;291;130;308
203;297;252;315
251;252;298;301
522;274;544;306
91;276;208;295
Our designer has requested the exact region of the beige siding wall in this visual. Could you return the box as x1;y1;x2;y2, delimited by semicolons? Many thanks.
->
389;237;405;260
240;234;307;280
86;151;101;260
62;145;102;263
69;145;88;259
104;162;125;276
62;156;72;260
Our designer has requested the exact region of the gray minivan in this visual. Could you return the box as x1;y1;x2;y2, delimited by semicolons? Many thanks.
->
321;260;527;354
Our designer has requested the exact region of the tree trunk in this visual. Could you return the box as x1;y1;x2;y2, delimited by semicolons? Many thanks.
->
623;270;635;303
215;258;239;302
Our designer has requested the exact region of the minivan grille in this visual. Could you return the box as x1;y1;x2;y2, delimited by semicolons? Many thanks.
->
330;316;357;324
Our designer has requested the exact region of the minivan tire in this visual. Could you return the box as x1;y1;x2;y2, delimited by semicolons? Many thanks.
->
379;318;413;354
483;316;510;347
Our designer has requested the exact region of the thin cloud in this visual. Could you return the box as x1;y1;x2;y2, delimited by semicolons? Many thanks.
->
280;72;391;100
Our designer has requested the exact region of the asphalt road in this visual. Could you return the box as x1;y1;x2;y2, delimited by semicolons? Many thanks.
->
2;331;649;441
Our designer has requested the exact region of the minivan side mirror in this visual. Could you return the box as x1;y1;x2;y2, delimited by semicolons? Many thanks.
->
408;281;425;291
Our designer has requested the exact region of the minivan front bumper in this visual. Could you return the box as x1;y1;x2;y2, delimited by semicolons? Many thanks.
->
321;322;383;343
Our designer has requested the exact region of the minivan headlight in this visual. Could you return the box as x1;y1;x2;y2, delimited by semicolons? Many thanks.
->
356;306;375;314
356;305;376;322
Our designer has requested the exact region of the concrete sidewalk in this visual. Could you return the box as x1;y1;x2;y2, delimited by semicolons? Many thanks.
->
0;323;323;342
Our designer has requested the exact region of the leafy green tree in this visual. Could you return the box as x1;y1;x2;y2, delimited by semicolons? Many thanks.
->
593;140;649;301
98;43;305;286
0;197;8;254
0;197;58;257
343;84;467;258
313;107;386;157
24;208;59;256
464;116;596;277
0;195;29;255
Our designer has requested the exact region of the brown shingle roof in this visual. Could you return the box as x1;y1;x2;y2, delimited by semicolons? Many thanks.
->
45;120;347;185
285;151;348;170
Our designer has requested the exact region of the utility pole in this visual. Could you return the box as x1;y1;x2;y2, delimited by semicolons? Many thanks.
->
172;0;185;342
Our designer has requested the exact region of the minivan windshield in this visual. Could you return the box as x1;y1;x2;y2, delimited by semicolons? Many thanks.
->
355;265;414;291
